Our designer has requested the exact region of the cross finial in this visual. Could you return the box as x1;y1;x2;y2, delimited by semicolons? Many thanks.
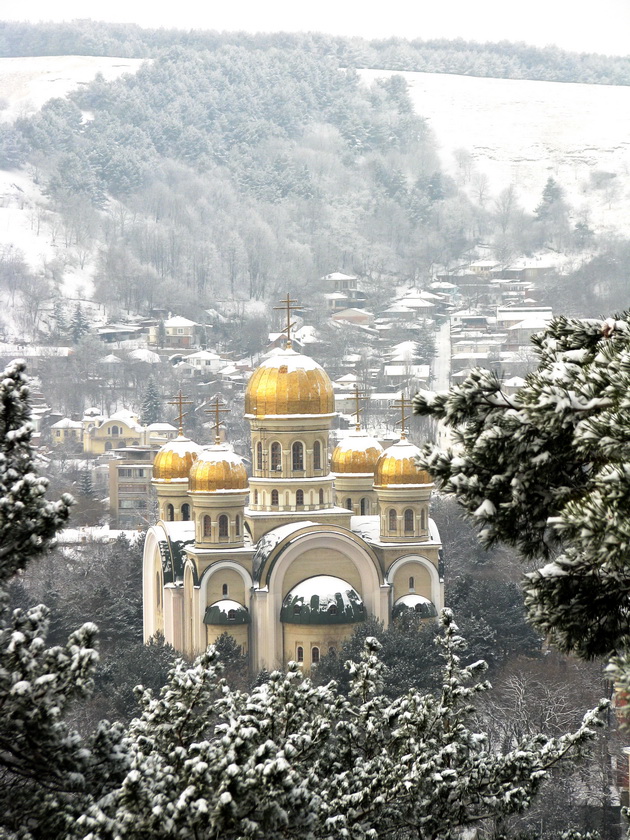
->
205;396;230;445
392;393;410;440
351;383;369;431
168;390;194;436
273;293;300;349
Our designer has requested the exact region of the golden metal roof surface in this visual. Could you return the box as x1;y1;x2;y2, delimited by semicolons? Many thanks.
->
189;445;248;492
331;430;384;474
152;435;201;481
245;348;334;417
374;437;432;487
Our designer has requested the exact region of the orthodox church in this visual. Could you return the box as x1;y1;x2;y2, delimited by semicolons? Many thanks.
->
142;332;443;673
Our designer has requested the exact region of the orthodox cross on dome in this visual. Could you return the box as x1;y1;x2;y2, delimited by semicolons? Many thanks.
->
391;393;410;440
205;396;230;445
351;383;369;431
168;390;193;436
273;294;300;349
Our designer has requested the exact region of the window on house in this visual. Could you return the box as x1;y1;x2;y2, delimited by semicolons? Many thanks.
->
319;488;324;506
203;515;211;537
256;442;263;471
297;646;304;662
166;504;174;521
360;497;368;515
292;441;304;471
271;490;279;507
311;646;320;665
389;509;397;531
271;442;282;471
328;604;338;615
181;503;190;521
222;583;228;597
254;489;259;505
296;489;304;507
421;508;427;530
227;609;236;621
404;509;414;533
313;440;321;470
346;498;352;511
219;514;229;538
111;426;119;436
235;515;240;536
293;604;302;616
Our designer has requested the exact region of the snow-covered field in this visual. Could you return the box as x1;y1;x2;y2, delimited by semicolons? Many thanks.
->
361;69;630;235
0;55;145;121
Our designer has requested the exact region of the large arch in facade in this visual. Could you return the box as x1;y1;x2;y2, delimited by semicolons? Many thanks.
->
253;526;388;672
386;554;443;612
142;526;166;642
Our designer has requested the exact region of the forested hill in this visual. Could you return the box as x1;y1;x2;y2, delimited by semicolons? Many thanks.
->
2;46;455;311
1;20;629;86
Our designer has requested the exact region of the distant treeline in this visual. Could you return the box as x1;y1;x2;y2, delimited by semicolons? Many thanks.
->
1;20;629;86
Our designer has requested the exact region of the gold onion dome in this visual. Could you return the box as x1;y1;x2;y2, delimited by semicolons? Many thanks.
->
244;347;334;418
152;435;202;482
331;429;384;475
189;444;248;493
374;437;432;487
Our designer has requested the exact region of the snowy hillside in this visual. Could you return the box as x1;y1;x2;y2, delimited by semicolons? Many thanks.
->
0;56;145;122
361;69;630;235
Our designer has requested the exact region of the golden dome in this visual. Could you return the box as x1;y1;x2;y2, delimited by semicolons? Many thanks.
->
153;435;202;482
244;347;334;418
189;444;248;493
374;437;432;487
331;429;384;475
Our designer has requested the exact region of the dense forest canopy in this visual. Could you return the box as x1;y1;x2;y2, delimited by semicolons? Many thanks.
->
1;20;630;86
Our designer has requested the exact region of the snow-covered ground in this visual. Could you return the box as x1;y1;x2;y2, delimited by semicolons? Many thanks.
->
0;57;146;329
0;56;145;122
361;69;630;235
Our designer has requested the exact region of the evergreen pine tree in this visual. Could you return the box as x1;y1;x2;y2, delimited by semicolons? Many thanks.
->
140;377;161;426
0;360;127;837
69;303;90;344
413;311;630;671
77;611;605;840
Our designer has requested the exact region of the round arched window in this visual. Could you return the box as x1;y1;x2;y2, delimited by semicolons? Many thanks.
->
218;514;229;538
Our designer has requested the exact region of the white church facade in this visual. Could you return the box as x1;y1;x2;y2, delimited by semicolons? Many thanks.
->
142;343;443;673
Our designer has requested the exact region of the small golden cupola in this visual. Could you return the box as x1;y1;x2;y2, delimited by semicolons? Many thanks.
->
373;437;431;488
374;436;433;543
332;429;384;516
189;399;249;549
152;435;202;523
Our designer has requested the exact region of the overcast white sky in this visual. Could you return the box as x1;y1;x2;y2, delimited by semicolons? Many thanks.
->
3;0;630;56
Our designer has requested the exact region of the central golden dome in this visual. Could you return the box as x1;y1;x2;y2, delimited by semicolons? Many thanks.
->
189;444;248;493
153;435;202;482
244;347;334;418
331;429;384;475
374;437;432;487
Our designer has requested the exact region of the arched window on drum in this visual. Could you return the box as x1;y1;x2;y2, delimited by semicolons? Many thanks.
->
313;440;321;470
292;441;304;471
203;515;211;537
404;508;414;534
